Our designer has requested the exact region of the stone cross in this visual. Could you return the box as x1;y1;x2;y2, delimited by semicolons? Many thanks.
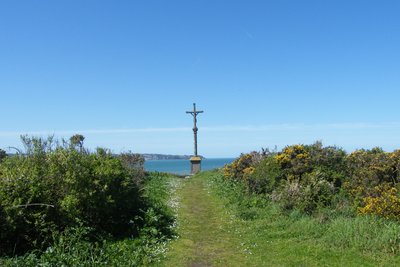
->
186;103;203;156
186;103;203;174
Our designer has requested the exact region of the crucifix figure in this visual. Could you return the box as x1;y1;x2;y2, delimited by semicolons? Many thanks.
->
186;103;204;174
186;103;203;156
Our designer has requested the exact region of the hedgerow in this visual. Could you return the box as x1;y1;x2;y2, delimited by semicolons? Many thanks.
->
0;136;146;256
223;141;400;219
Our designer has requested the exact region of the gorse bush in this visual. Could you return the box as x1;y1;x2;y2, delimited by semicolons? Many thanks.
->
344;148;399;205
359;185;400;220
275;144;311;178
223;142;400;219
0;136;146;256
247;156;282;194
223;153;255;182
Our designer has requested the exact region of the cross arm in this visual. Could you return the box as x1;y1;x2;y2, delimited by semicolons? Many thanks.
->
186;111;204;114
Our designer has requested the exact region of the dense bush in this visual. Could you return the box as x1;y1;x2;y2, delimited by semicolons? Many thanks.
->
344;148;399;205
247;157;282;194
0;136;145;255
359;185;400;220
223;153;256;183
223;142;400;219
0;172;177;266
275;144;311;178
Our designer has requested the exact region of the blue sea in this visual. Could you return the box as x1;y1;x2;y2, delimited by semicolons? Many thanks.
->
144;158;235;175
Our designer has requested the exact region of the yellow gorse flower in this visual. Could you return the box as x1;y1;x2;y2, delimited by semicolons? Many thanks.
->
359;185;400;220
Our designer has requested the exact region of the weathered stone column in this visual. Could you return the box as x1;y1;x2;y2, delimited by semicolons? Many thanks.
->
190;156;202;174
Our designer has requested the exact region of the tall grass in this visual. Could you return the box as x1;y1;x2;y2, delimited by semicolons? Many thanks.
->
207;169;400;258
323;216;400;254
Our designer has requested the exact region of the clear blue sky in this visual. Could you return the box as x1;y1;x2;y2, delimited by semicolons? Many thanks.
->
1;0;400;157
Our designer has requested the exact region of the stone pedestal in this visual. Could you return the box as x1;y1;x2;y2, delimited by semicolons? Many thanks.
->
190;156;202;174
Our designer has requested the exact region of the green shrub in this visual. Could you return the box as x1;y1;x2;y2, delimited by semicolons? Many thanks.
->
248;156;282;194
359;185;400;220
307;142;347;187
139;172;175;239
223;152;261;182
299;171;335;214
344;148;398;208
0;136;144;255
277;176;334;215
0;168;176;266
222;142;400;219
275;144;311;178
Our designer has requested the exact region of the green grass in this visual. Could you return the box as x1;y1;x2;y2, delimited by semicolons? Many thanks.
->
160;170;400;266
160;172;250;266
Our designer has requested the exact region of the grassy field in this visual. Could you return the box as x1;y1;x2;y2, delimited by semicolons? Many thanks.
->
160;170;400;267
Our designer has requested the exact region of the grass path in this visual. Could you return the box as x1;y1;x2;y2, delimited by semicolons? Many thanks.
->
160;172;249;267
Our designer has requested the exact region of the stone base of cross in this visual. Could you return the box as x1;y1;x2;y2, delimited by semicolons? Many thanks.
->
190;156;202;174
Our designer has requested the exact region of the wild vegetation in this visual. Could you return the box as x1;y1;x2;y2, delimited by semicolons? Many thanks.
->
223;142;400;220
3;137;400;266
0;135;177;266
161;169;400;266
218;142;400;261
206;170;400;265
